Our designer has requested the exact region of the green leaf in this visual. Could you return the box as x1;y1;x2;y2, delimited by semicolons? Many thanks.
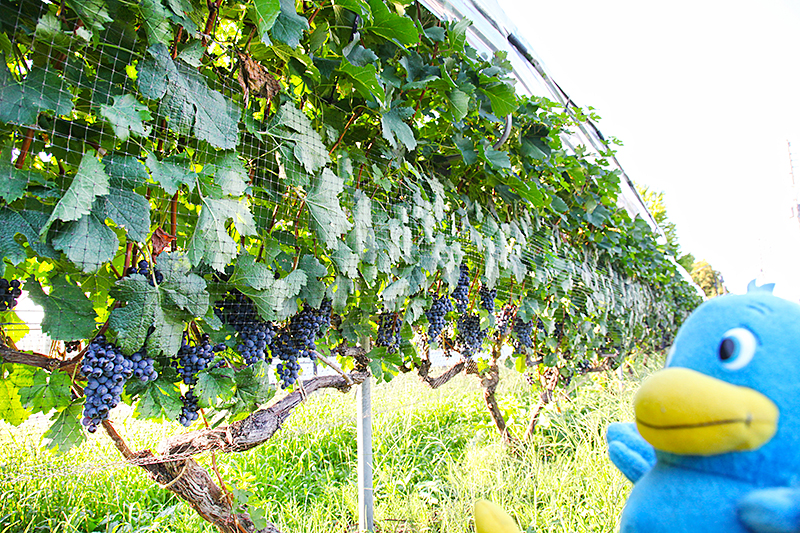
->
333;241;359;279
0;33;12;57
51;211;119;272
0;379;29;426
0;208;58;263
109;275;184;356
297;255;328;308
480;82;517;118
138;44;240;149
521;134;550;160
67;0;113;32
338;60;384;102
137;0;173;46
100;94;152;142
364;0;419;46
133;379;183;421
188;197;256;271
306;168;353;251
230;254;275;291
26;275;98;341
254;0;281;33
104;154;150;189
97;187;151;242
347;190;372;257
329;274;352;312
156;251;210;316
18;368;73;415
0;64;74;126
42;151;110;237
239;269;307;321
195;367;235;406
381;278;409;311
146;152;197;196
447;89;469;121
380;107;417;151
43;400;86;453
483;145;511;169
200;152;248;198
454;135;477;165
270;0;309;48
0;144;34;204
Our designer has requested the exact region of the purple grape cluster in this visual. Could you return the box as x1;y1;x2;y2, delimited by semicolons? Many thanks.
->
495;305;516;339
178;388;200;426
513;317;534;348
270;300;332;389
0;278;22;311
215;292;276;365
376;312;402;353
457;313;486;357
80;336;132;433
127;259;163;286
451;263;470;313
174;333;225;385
479;285;496;312
425;294;453;344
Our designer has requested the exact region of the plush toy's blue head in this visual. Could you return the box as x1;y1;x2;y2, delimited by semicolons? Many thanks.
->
635;282;800;485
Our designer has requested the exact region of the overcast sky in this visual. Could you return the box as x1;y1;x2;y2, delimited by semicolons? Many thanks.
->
496;0;800;300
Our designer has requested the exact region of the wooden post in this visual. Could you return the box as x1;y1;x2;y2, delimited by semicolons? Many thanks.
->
357;335;374;532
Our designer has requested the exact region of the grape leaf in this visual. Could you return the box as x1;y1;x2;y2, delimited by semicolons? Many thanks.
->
447;89;469;121
43;400;86;453
104;154;150;188
347;190;372;257
138;44;240;149
195;367;235;406
0;144;33;203
381;278;409;311
42;151;110;237
51;211;119;272
239;269;307;321
230;254;275;291
253;0;281;34
480;82;517;118
18;368;73;416
305;168;352;251
100;94;152;141
365;0;419;46
380;107;416;150
0;379;29;426
137;0;173;46
0;64;74;126
26;275;99;341
199;152;248;198
0;208;58;263
229;362;275;418
333;241;359;279
297;254;328;308
454;135;478;165
97;187;151;242
146;152;197;196
275;103;329;173
109;275;185;357
67;0;113;32
338;60;383;102
483;145;511;169
156;251;210;316
270;0;309;48
188;197;257;271
329;274;352;312
133;378;182;421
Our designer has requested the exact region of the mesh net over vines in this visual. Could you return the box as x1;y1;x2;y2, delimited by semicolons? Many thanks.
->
0;0;701;529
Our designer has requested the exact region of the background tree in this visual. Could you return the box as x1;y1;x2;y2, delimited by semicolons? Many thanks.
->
636;184;696;272
690;260;728;297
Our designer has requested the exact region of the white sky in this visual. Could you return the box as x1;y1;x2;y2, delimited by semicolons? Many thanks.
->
496;0;800;300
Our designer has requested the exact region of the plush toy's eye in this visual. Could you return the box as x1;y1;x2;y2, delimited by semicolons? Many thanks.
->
719;328;757;370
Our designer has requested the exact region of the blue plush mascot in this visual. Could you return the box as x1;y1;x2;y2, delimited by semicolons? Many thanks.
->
607;282;800;533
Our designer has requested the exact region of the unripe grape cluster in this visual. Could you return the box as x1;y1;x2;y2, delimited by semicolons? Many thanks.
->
376;312;402;353
424;295;453;344
0;278;22;311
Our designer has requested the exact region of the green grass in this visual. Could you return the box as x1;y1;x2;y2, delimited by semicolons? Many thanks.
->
0;357;660;533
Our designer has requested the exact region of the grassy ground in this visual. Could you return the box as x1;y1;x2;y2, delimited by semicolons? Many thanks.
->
0;356;661;533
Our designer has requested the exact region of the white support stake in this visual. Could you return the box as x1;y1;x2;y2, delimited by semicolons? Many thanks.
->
357;336;374;532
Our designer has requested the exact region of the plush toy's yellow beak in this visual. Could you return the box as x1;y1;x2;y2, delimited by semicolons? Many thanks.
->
474;500;521;533
634;367;779;455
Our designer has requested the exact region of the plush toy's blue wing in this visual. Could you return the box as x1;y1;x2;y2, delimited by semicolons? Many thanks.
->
607;422;656;483
738;488;800;533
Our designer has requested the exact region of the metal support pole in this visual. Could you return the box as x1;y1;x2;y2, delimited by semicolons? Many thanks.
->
357;335;374;532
